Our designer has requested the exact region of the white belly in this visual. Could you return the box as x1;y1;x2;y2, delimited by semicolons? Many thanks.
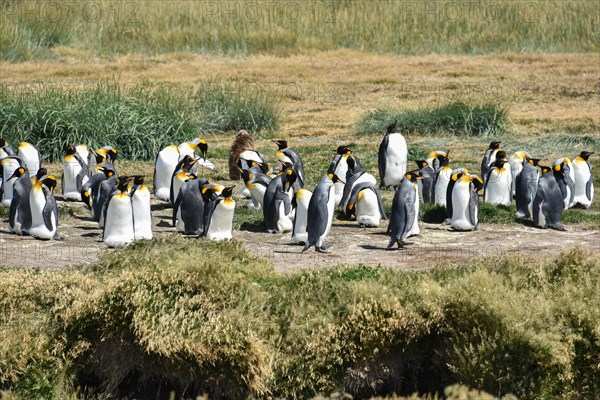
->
451;182;474;230
63;159;87;200
103;195;135;248
484;169;512;206
1;160;19;207
356;190;382;227
342;173;377;209
276;201;293;233
434;168;452;206
132;190;153;240
573;161;592;208
249;184;267;210
383;134;407;186
333;158;349;206
29;190;57;240
407;186;420;236
155;148;180;201
19;147;40;177
176;206;185;232
171;175;187;204
509;160;523;196
206;200;235;241
537;200;547;228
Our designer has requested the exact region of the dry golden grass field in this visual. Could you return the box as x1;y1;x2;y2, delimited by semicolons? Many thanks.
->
1;52;598;270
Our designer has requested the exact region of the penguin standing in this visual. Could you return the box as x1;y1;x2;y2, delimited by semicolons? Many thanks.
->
433;151;452;207
481;141;501;184
445;168;469;222
88;146;116;176
509;151;530;198
339;155;376;212
533;165;566;231
415;160;435;204
345;182;387;227
483;157;512;206
0;138;16;159
131;176;152;240
17;142;40;177
303;173;344;252
515;157;541;219
28;175;60;240
174;178;208;235
62;145;89;201
378;120;408;188
450;174;483;231
8;167;32;235
240;167;271;210
263;168;297;233
572;151;594;208
273;139;305;184
203;186;236;241
553;157;575;210
291;188;313;244
92;163;117;223
154;145;180;201
170;155;198;205
1;156;23;207
426;151;447;173
103;177;135;248
388;172;421;249
328;145;352;207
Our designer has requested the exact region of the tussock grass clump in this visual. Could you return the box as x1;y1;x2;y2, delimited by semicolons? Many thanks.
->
1;0;598;61
0;81;280;161
355;102;508;136
1;239;598;399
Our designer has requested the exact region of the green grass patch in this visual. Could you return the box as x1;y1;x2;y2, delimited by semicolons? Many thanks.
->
0;81;280;162
355;102;508;136
0;238;598;399
1;1;597;61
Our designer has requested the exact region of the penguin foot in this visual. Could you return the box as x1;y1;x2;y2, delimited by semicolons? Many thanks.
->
441;218;451;225
53;234;63;241
317;246;332;253
549;224;567;232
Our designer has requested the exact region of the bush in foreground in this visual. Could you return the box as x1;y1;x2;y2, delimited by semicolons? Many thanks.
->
0;237;598;399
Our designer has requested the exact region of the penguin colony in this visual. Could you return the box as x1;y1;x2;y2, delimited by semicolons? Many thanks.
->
0;127;594;251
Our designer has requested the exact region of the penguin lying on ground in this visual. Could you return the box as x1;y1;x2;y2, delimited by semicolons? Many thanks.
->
387;171;422;249
378;120;408;188
572;151;594;209
345;182;387;227
303;173;344;252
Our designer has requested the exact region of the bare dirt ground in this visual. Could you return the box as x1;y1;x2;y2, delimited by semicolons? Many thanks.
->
1;195;597;272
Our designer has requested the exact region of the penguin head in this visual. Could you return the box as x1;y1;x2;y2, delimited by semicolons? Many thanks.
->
273;139;288;150
552;160;566;175
0;138;9;148
98;164;116;178
335;145;350;155
489;141;501;149
579;151;594;160
221;186;235;198
471;176;484;192
405;171;422;183
240;169;254;184
540;166;552;175
327;173;345;184
198;139;208;159
180;155;198;171
415;160;428;170
64;145;77;156
33;167;47;184
493;158;507;169
9;167;26;180
451;168;468;182
133;176;144;186
115;176;132;193
106;147;118;162
94;151;108;164
495;150;507;161
41;176;57;193
440;150;450;166
527;157;542;167
279;161;293;173
386;120;397;134
252;161;270;174
284;168;298;191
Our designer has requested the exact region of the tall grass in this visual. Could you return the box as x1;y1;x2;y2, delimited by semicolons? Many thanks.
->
0;0;598;61
1;237;598;399
355;102;508;136
0;80;280;161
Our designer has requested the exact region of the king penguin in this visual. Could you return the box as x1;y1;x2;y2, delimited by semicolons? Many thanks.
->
273;139;305;185
572;151;594;208
509;151;530;198
378;120;408;188
131;176;153;240
450;174;483;231
533;165;566;231
415;160;435;204
481;141;501;184
0;138;16;159
1;156;24;207
515;157;541;219
553;157;575;210
263;167;297;233
445;168;469;222
93;163;117;223
483;157;512;206
328;145;352;207
339;154;376;212
17;142;40;178
345;182;387;227
387;172;421;249
174;178;209;235
240;167;271;210
62;145;89;201
433;151;452;207
170;155;198;205
103;177;135;248
291;188;313;244
303;173;344;252
8;167;32;235
154;144;181;201
28;175;60;240
203;186;236;241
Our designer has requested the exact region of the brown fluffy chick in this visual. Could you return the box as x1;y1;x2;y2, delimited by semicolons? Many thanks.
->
229;130;256;180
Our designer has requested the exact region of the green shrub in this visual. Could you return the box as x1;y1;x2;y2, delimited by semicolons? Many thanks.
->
0;238;598;399
355;102;508;136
